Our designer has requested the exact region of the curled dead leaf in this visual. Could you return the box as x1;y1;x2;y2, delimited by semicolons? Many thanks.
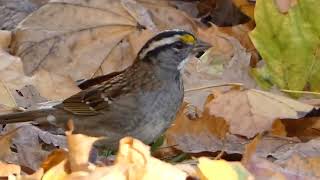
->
66;131;100;172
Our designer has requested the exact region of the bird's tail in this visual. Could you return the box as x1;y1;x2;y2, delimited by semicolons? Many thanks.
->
0;108;56;124
0;101;62;124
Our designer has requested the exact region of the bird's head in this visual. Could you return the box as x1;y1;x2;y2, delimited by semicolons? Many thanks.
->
137;30;211;71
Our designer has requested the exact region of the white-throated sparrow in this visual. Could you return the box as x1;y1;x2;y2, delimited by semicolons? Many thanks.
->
0;30;210;148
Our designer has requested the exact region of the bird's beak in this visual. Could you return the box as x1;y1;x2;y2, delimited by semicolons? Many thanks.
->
192;39;212;54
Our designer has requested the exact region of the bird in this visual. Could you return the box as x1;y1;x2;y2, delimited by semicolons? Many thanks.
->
0;29;210;149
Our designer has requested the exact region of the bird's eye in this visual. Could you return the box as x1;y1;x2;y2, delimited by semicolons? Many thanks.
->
174;42;184;49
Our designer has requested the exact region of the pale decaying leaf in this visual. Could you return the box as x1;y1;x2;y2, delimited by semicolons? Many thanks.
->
166;102;248;154
0;80;16;109
245;139;320;179
165;100;306;158
11;0;196;82
0;30;11;49
0;128;19;160
208;89;314;137
37;132;189;180
279;154;320;179
2;124;66;170
0;0;197;104
0;50;80;101
66;131;100;172
273;138;320;162
184;29;254;110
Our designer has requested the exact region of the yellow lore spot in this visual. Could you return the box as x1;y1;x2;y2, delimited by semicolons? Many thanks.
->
180;34;196;44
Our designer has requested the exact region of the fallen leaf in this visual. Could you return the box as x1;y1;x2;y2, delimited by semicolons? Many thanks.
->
270;119;287;137
2;124;66;170
278;154;320;179
242;134;261;166
116;137;188;180
245;156;290;180
232;0;255;19
41;149;68;172
0;50;80;100
20;168;44;180
0;161;21;177
0;80;17;108
272;138;320;162
197;0;250;26
0;128;19;160
66;131;100;172
198;157;253;180
11;0;196;82
41;159;69;180
250;0;320;94
166;102;242;154
184;28;256;110
0;30;11;49
207;89;314;137
278;117;320;141
0;0;48;30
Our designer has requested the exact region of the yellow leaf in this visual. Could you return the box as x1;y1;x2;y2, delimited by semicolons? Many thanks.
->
198;158;238;180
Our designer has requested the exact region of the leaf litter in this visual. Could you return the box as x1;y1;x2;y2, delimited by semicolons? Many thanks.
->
0;0;320;179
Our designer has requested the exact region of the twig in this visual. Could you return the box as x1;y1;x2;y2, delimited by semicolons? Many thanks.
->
281;89;320;96
185;83;243;92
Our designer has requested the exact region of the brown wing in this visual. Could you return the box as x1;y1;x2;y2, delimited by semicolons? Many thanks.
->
77;71;124;90
57;73;127;116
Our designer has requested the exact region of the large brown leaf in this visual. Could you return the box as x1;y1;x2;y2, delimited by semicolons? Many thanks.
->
11;0;196;81
208;89;314;137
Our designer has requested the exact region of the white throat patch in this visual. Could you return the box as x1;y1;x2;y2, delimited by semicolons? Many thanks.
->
177;55;191;70
139;35;181;60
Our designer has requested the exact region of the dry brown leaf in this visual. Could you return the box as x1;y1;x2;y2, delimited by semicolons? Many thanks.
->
41;159;69;180
41;149;68;172
242;134;261;165
207;89;314;138
197;0;250;26
66;131;100;172
166;102;249;154
184;28;255;110
19;168;44;180
11;0;196;82
41;134;188;179
2;124;66;170
271;138;320;162
116;137;188;180
245;156;288;180
0;128;19;160
279;154;320;179
0;30;11;49
0;50;80;100
0;80;16;109
0;0;198;104
65;165;128;180
232;0;255;18
271;119;287;137
278;117;320;141
0;161;21;177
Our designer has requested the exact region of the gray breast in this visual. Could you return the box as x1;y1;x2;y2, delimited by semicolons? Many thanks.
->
73;75;183;148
